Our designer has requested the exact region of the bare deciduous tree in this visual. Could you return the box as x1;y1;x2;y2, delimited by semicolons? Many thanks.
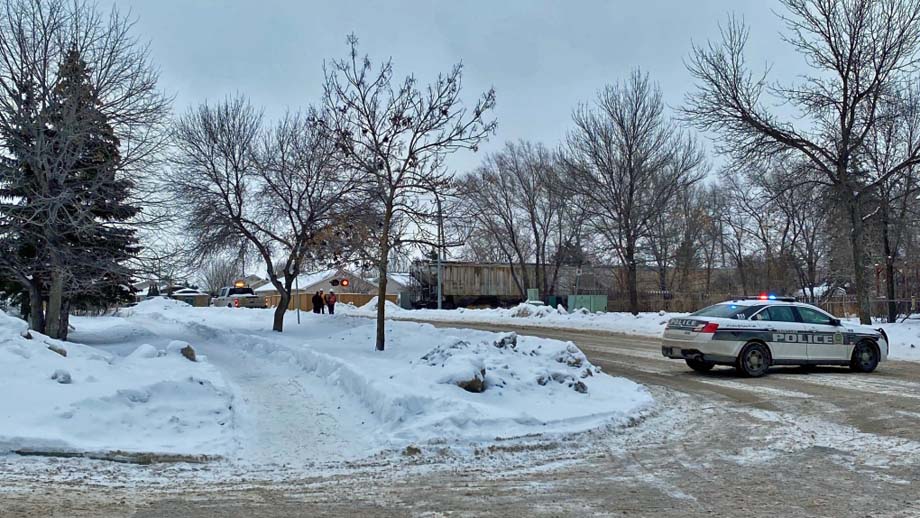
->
321;35;496;351
200;257;243;296
684;0;920;323
168;97;362;332
565;69;705;314
0;0;169;337
459;141;584;300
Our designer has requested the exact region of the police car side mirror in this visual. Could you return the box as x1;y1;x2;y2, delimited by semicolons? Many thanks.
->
830;318;841;326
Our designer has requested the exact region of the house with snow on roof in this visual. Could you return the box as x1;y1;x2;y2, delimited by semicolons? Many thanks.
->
254;268;394;310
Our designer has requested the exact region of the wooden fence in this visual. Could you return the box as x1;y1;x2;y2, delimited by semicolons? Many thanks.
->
264;292;397;311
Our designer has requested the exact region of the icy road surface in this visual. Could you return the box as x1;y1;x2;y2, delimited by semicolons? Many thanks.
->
5;318;920;517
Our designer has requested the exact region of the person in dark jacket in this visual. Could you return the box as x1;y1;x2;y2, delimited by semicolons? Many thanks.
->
326;290;337;315
318;290;326;313
311;291;322;313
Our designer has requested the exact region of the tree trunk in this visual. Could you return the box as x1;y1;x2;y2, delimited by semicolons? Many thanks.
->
880;201;898;323
846;193;872;324
273;290;289;332
376;249;389;351
886;259;897;323
46;267;65;339
19;292;29;322
376;208;392;352
58;300;70;341
27;281;44;333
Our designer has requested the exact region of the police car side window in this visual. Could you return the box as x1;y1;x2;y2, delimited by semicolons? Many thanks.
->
764;306;797;322
797;307;833;325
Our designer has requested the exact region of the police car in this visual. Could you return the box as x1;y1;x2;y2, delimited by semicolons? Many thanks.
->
661;296;888;377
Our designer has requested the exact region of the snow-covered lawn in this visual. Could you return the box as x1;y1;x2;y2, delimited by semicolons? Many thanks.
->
0;299;653;463
0;310;233;457
346;300;920;362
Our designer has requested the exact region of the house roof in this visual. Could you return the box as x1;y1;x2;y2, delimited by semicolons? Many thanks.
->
172;288;207;295
254;269;340;293
386;272;413;288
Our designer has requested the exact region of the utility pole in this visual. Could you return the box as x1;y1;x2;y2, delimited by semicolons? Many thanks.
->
436;191;444;310
295;274;301;325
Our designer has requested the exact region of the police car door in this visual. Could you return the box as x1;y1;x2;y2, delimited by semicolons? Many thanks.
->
751;305;808;361
796;306;847;361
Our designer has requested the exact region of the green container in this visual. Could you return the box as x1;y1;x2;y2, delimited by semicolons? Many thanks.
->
568;295;608;313
526;288;540;302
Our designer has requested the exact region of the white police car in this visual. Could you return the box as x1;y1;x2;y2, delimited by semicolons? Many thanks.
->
661;296;888;377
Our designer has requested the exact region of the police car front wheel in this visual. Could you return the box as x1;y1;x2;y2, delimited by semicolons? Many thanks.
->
737;342;771;377
850;341;880;373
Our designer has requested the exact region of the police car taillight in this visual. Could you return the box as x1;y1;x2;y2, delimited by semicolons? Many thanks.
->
694;322;719;333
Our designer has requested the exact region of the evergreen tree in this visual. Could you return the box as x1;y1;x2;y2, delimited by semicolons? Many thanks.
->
0;78;50;331
40;47;140;337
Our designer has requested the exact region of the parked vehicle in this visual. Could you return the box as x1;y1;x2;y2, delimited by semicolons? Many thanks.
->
661;296;888;377
213;281;267;309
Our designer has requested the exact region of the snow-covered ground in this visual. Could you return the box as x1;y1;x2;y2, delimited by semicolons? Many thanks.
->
345;300;680;337
344;300;920;361
0;310;233;457
867;318;920;361
0;299;652;464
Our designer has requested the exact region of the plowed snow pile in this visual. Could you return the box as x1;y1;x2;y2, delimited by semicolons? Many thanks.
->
115;299;653;446
344;301;681;337
2;299;653;461
0;309;233;456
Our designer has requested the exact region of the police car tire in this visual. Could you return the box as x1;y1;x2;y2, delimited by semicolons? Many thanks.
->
686;358;715;372
226;303;232;308
737;342;771;377
850;341;880;373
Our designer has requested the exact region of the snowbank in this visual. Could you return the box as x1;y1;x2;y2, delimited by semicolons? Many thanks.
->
96;300;653;448
0;308;233;456
343;301;682;338
272;324;653;443
870;318;920;361
358;296;403;313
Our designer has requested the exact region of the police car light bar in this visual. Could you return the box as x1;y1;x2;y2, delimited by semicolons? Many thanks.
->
731;294;797;302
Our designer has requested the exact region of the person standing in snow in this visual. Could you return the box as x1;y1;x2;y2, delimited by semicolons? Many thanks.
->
312;291;322;313
326;290;337;315
318;290;326;313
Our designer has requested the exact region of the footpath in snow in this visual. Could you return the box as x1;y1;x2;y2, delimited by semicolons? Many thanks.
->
344;300;920;362
0;299;653;464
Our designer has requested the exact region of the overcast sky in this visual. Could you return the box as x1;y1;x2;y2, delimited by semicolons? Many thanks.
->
107;0;803;174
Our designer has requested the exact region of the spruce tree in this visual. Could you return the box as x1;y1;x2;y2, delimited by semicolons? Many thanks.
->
41;47;139;336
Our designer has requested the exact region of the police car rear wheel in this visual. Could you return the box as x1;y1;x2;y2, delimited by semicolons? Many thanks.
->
686;358;715;372
737;342;771;377
850;341;880;373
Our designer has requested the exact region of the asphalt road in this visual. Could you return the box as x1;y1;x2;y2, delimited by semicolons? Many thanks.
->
5;319;920;517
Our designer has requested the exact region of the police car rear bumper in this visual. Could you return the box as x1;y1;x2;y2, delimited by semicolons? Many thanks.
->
661;335;742;362
661;345;736;364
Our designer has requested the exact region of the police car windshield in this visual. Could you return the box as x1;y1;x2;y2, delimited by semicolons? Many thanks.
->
691;303;762;319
